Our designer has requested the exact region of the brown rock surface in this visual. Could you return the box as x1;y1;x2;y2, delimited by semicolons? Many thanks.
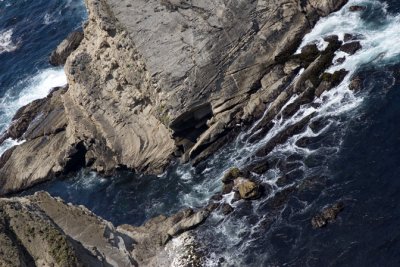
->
234;177;261;200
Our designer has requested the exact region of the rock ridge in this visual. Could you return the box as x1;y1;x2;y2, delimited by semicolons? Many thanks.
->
0;0;348;194
0;191;214;266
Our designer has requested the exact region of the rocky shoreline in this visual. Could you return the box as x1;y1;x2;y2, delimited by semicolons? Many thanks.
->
0;0;351;195
0;0;357;265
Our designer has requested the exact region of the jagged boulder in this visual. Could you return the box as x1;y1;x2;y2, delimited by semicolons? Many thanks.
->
234;177;261;200
311;202;344;228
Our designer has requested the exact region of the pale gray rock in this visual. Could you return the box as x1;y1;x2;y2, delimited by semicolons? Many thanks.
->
0;192;211;266
0;0;348;194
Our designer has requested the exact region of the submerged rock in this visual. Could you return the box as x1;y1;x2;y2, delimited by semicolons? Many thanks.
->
222;167;242;184
311;202;344;228
349;5;367;12
221;203;234;215
49;31;84;66
349;75;364;91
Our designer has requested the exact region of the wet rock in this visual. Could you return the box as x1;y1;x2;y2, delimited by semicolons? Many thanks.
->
167;210;210;237
301;44;319;56
245;160;271;175
221;203;234;215
309;118;330;133
293;44;320;67
49;31;84;66
231;192;241;204
0;86;67;145
311;202;344;228
323;35;339;43
234;177;261;200
344;33;355;42
295;137;312;148
222;182;234;194
255;114;315;157
335;56;346;64
343;33;365;42
320;69;349;85
120;206;212;265
298;176;327;191
222;167;242;183
349;5;366;12
349;75;363;91
205;203;219;212
340;41;362;55
152;232;205;267
268;186;297;209
211;193;223;201
276;175;290;187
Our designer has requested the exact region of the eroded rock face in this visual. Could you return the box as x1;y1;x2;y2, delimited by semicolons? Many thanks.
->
0;0;349;194
0;192;212;266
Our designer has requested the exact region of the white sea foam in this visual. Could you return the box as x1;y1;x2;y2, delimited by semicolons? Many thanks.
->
172;1;399;222
0;68;67;154
43;13;59;25
187;1;400;265
300;0;400;71
0;29;18;54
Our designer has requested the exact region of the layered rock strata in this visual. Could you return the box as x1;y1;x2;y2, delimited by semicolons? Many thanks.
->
0;0;349;194
0;191;211;266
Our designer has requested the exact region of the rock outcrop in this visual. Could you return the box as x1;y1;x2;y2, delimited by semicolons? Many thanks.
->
311;202;344;228
340;41;362;55
0;191;213;266
49;31;84;66
0;0;349;194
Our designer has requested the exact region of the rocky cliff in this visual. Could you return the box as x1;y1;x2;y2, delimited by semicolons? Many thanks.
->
0;191;214;266
0;0;348;194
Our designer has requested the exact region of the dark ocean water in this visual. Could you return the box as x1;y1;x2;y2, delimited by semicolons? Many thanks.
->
0;0;86;151
3;0;400;266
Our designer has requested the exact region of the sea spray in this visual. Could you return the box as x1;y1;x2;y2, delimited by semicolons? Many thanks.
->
0;68;66;153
